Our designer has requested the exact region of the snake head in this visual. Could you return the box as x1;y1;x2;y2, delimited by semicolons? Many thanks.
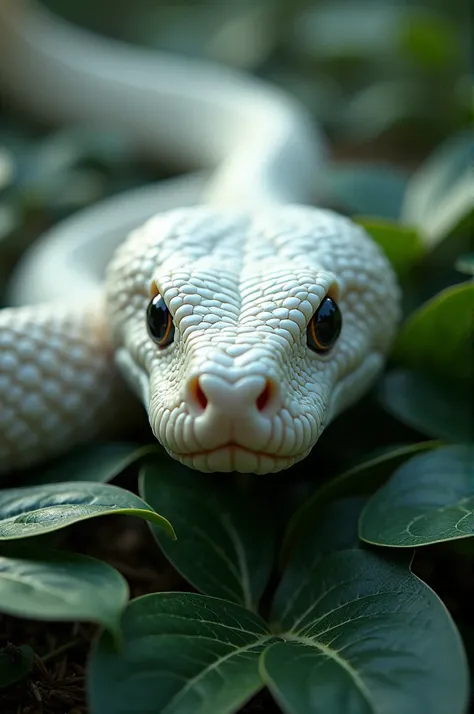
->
105;205;400;474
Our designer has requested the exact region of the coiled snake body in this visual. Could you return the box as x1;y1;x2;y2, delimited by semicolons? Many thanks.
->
0;0;400;474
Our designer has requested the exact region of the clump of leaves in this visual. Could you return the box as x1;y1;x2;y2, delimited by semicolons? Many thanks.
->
0;440;471;714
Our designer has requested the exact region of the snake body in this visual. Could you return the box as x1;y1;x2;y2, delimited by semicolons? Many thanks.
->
0;0;400;474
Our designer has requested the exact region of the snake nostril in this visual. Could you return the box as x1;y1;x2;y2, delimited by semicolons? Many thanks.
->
188;376;208;411
256;379;273;412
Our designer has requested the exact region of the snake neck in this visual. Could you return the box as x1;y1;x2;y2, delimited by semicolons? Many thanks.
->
0;0;326;209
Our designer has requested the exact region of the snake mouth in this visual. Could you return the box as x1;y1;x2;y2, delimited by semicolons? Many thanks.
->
175;443;293;459
171;444;309;474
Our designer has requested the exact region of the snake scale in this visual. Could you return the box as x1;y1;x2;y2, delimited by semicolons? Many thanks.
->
0;0;400;475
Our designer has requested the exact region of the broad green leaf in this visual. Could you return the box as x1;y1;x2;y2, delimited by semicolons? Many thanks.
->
402;131;473;247
379;369;473;442
88;592;275;714
266;548;468;714
140;460;275;609
459;624;474;693
282;442;438;563
0;549;128;637
392;282;474;383
323;163;408;219
0;481;175;540
359;444;474;547
0;644;34;688
276;498;368;619
356;217;423;277
29;442;160;484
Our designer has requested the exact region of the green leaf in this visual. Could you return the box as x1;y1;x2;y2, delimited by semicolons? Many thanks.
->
455;253;474;277
276;498;369;620
341;81;428;144
0;644;34;688
0;481;175;540
0;549;128;637
282;442;438;563
29;442;160;484
88;592;275;714
265;547;468;714
292;4;403;63
359;444;474;547
392;282;474;383
459;623;474;694
140;459;275;609
356;217;423;278
400;13;459;69
0;147;15;192
378;369;474;442
323;163;408;219
402;131;473;247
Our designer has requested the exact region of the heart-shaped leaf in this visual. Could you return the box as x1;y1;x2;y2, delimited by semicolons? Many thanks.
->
359;444;474;547
0;549;128;638
392;281;474;383
0;644;34;688
378;369;473;442
140;459;275;609
282;442;438;563
88;592;276;714
356;217;423;278
266;498;469;714
0;481;175;540
267;545;467;712
29;442;160;485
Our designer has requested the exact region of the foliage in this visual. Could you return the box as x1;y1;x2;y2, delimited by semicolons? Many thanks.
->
87;497;468;714
0;441;472;712
0;547;129;641
0;480;175;540
359;445;474;547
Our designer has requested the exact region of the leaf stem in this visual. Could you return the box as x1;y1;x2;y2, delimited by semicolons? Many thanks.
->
41;637;84;663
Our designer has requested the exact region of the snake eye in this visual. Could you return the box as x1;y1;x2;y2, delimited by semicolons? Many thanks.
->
146;294;175;348
307;296;342;353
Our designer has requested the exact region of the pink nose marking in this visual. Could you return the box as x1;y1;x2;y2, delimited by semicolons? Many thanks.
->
186;375;278;415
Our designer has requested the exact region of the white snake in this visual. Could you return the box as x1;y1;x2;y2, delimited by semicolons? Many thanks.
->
0;0;400;475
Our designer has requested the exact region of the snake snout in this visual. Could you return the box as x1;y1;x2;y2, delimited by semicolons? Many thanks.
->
167;370;283;458
185;373;281;418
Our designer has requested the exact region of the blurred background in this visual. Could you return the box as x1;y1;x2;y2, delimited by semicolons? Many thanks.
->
0;0;471;298
40;0;472;153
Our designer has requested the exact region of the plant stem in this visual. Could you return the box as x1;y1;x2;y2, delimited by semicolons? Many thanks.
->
41;637;84;663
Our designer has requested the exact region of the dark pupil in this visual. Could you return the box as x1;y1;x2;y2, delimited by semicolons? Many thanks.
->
147;295;171;343
314;297;341;347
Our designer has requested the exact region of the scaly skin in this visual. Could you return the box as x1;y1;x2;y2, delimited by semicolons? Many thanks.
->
0;206;400;475
0;301;118;472
105;205;400;474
